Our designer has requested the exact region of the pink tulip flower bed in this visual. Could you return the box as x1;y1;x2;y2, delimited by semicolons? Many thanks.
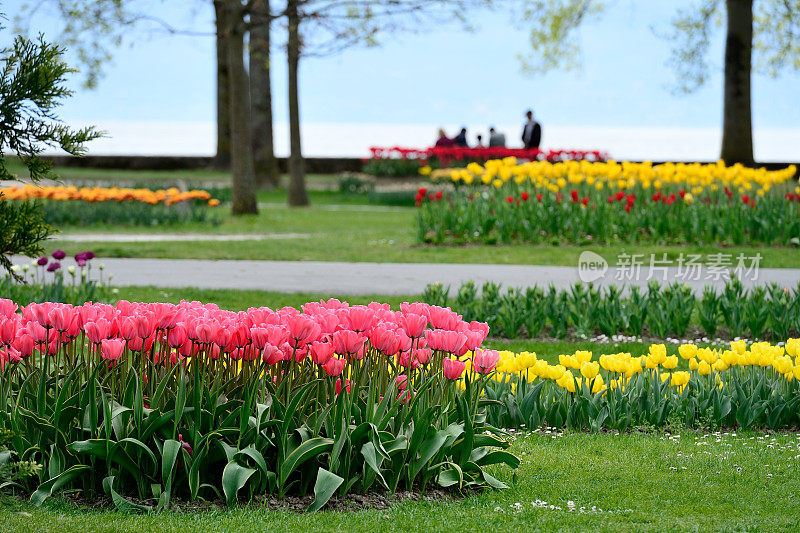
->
0;298;517;511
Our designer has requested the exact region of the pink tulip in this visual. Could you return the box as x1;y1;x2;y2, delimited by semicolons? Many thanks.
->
262;344;283;365
167;324;188;348
396;374;408;390
396;351;420;370
324;357;346;377
84;318;112;344
331;330;366;358
400;313;428;338
346;306;375;332
412;348;432;365
425;329;467;354
48;306;74;332
13;334;35;357
400;302;430;318
335;377;351;395
443;358;466;380
119;316;138;341
250;327;270;349
287;315;320;344
309;341;335;365
368;324;401;356
428;306;459;330
472;349;500;375
397;390;412;404
100;338;126;361
0;299;17;319
0;317;18;345
195;321;219;344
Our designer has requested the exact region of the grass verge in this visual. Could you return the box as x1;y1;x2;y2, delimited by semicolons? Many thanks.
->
2;430;799;532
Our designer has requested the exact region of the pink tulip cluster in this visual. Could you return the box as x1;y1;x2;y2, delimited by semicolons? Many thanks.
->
0;298;497;380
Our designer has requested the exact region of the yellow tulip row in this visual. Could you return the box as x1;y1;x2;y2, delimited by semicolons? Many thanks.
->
472;339;800;394
429;158;797;195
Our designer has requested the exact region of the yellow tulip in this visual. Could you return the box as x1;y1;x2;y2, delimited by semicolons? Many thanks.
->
662;355;678;370
580;361;600;380
678;344;697;359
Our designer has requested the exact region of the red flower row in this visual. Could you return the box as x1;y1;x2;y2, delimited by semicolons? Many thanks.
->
369;146;610;164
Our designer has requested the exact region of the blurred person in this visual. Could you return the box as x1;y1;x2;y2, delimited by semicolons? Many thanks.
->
475;134;484;147
435;128;455;147
488;127;506;147
453;127;468;147
521;110;541;149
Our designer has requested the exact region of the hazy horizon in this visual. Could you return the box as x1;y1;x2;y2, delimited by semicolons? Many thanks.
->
5;0;799;161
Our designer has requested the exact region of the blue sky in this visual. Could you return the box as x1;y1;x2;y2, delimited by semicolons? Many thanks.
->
5;0;799;135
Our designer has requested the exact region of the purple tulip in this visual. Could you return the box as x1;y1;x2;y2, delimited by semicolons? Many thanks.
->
77;259;87;267
84;251;95;260
52;250;66;260
47;261;61;272
37;257;48;266
74;252;86;262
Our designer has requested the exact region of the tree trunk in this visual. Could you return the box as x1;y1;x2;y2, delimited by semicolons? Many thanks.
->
212;1;231;169
250;0;280;189
226;0;258;215
720;0;754;165
287;0;309;207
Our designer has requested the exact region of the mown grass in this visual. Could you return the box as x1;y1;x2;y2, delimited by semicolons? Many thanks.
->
2;158;341;188
49;223;800;269
3;430;799;532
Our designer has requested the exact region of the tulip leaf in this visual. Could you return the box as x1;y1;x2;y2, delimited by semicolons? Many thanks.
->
307;467;344;513
222;461;257;507
279;437;333;487
361;441;388;489
30;465;91;506
103;476;152;513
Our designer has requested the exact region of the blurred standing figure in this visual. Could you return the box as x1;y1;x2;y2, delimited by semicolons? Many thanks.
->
521;110;542;149
488;127;506;147
453;127;468;147
435;128;455;147
475;134;484;147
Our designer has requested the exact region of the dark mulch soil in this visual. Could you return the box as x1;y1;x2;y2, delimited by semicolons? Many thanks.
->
6;487;465;514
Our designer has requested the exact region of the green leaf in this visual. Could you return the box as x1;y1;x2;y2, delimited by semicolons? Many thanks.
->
222;461;256;507
102;476;152;513
235;447;271;492
436;464;464;488
411;429;448;481
475;450;520;469
30;465;91;506
307;468;344;513
279;437;333;487
361;441;388;489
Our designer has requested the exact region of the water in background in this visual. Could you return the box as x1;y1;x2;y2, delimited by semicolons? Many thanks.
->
59;121;800;162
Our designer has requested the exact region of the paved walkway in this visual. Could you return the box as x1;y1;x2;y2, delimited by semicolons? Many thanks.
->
12;257;800;295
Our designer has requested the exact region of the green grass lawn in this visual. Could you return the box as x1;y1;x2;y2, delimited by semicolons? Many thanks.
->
46;202;800;267
3;157;342;189
3;430;799;532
